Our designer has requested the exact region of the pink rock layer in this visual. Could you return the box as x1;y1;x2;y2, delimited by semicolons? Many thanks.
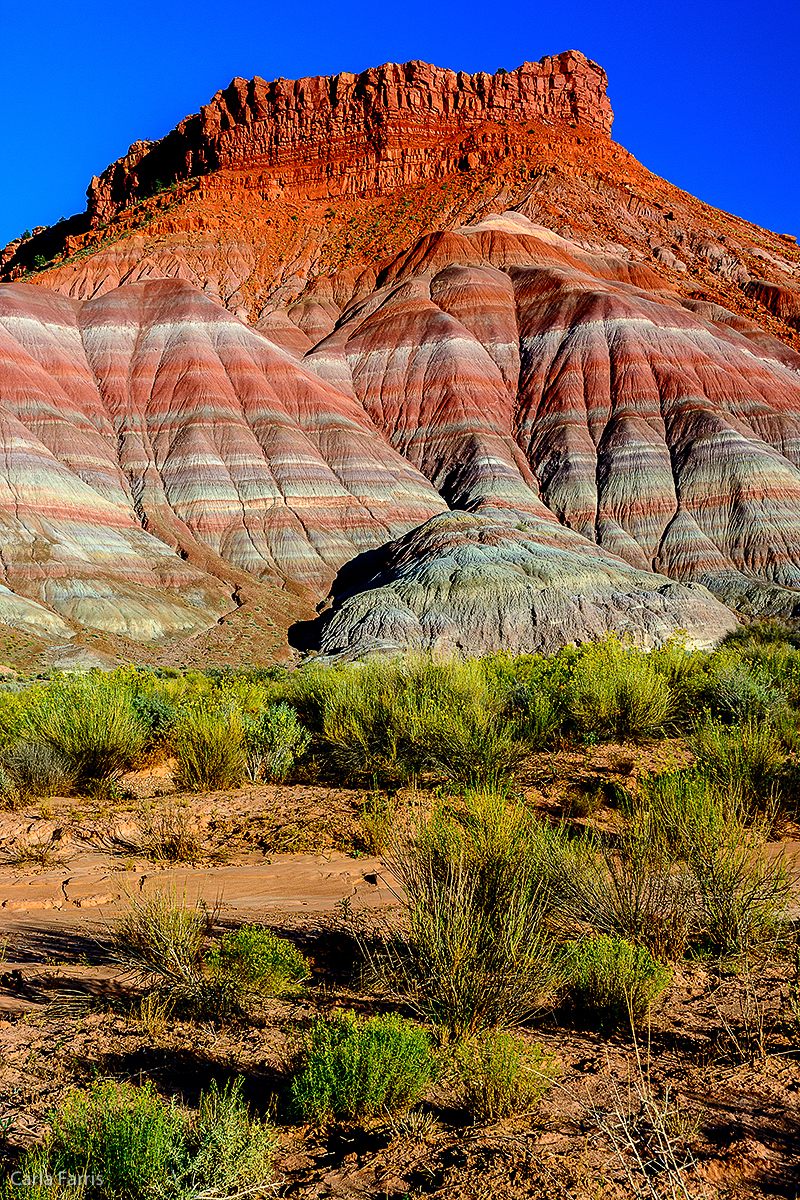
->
0;278;445;637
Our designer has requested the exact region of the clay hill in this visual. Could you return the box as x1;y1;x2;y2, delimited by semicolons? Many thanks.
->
1;52;800;664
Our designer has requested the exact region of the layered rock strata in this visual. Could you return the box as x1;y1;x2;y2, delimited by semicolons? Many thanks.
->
84;53;613;225
307;511;738;659
0;278;445;639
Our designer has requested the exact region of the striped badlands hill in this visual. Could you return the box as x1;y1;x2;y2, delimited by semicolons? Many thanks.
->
0;278;445;642
0;205;797;657
299;212;800;645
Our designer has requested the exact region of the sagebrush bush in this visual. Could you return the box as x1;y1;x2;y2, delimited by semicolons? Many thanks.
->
706;657;790;724
455;1031;558;1123
290;1011;433;1124
24;674;147;792
206;925;309;997
1;1076;274;1200
243;702;310;782
172;700;246;792
561;934;672;1030
1;739;77;798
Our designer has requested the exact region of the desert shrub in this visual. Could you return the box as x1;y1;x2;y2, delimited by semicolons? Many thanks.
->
290;1011;433;1124
0;766;19;810
636;768;791;957
1;739;76;798
111;889;207;997
1;1076;273;1200
454;1031;558;1123
176;1077;275;1197
705;657;790;724
135;803;202;863
648;638;709;713
286;655;520;786
561;934;671;1030
430;705;522;788
690;821;790;957
689;717;784;804
0;690;25;748
206;925;309;997
359;791;395;855
243;703;309;782
23;674;147;791
565;639;676;742
529;813;693;962
722;619;800;651
379;794;559;1038
172;700;246;792
596;818;695;961
503;683;562;750
9;1077;184;1199
131;689;177;748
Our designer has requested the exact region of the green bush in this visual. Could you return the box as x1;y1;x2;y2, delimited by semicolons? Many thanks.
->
111;889;207;996
131;690;177;748
706;657;790;724
285;656;521;786
561;934;671;1030
565;639;676;742
690;717;784;804
24;674;147;792
455;1031;558;1123
172;701;246;792
243;703;310;782
380;793;559;1038
0;691;25;748
290;1011;433;1124
206;925;309;997
359;792;395;855
1;1076;273;1199
507;685;562;750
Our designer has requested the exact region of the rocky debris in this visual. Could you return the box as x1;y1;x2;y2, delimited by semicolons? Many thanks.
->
745;277;800;329
305;510;738;659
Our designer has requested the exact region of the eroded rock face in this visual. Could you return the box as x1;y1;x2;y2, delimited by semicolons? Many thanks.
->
305;214;800;615
6;52;798;357
0;278;445;640
307;511;738;659
82;54;613;225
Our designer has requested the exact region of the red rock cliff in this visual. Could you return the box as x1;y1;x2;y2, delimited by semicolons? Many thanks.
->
86;52;613;225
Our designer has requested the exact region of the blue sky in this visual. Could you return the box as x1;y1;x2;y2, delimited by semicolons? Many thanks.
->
2;0;798;247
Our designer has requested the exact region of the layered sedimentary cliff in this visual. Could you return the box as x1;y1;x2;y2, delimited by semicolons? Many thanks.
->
84;53;613;225
1;53;800;659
